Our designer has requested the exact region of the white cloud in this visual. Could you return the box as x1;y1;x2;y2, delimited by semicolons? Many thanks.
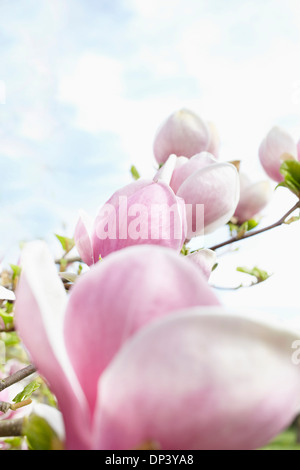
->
58;53;125;133
0;0;300;310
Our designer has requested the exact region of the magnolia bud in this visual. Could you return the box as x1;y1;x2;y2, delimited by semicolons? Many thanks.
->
153;109;210;164
259;126;297;182
234;173;272;224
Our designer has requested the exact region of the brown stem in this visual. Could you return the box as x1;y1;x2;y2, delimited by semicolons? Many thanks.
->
0;326;15;333
0;364;37;393
55;256;82;265
209;200;300;251
0;418;24;437
0;401;11;414
10;399;32;411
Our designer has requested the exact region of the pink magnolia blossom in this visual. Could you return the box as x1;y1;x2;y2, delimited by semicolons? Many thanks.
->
14;241;300;450
15;241;219;449
74;172;186;265
153;109;220;164
168;152;240;238
233;173;272;224
95;310;300;450
259;126;297;182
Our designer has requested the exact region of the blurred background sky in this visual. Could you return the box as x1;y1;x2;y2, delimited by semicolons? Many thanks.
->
0;0;300;318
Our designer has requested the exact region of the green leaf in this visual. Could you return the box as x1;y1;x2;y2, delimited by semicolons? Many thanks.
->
260;428;300;451
55;234;75;253
285;211;300;225
236;266;271;283
246;218;259;230
5;302;13;314
38;382;58;408
10;264;21;280
13;380;41;403
3;437;23;450
0;308;14;328
212;262;218;272
280;159;300;182
277;180;300;197
228;219;259;237
130;165;140;180
277;160;300;197
0;331;20;347
23;414;63;450
180;244;190;256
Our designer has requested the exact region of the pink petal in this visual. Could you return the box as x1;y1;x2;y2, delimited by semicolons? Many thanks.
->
153;109;210;164
206;121;220;158
186;249;217;280
170;152;217;193
94;308;300;450
74;210;94;266
91;180;186;259
234;175;272;223
259;126;297;182
153;154;177;185
14;241;91;449
177;162;239;238
64;245;220;413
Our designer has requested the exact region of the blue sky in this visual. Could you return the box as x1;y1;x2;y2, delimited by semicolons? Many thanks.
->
0;0;300;315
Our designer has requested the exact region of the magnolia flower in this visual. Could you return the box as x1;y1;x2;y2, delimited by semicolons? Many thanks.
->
96;310;300;451
15;241;300;450
15;241;219;449
167;152;240;238
259;126;297;182
74;170;186;265
153;109;220;164
233;173;272;224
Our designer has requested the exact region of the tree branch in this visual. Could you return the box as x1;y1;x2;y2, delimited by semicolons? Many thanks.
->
0;399;32;414
0;418;24;437
209;200;300;251
0;364;37;393
54;256;82;265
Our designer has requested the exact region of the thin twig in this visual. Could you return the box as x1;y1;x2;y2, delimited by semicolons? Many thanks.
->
54;256;82;265
0;398;32;414
209;200;300;251
10;398;32;411
0;364;37;393
212;281;263;291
